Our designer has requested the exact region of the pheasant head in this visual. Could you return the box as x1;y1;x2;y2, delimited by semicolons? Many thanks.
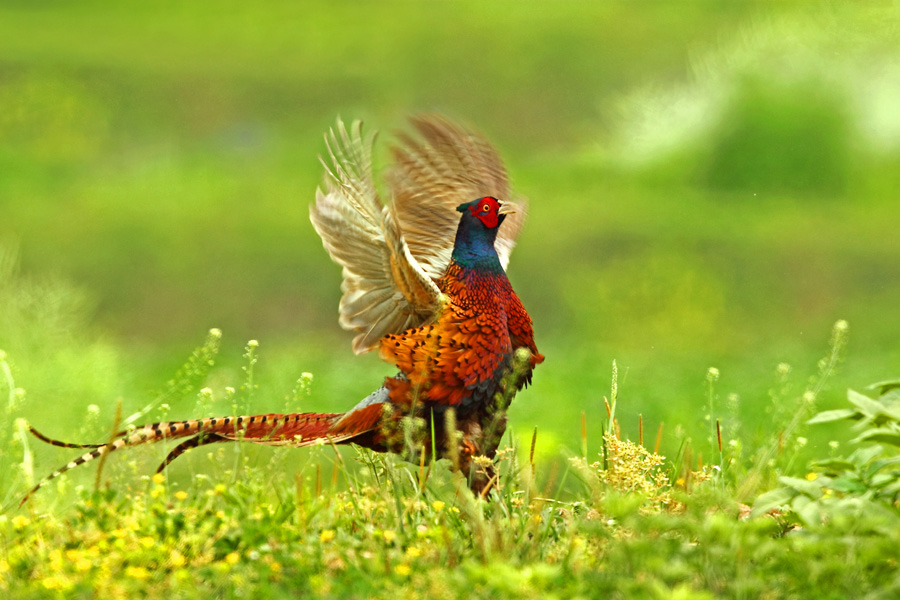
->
452;196;518;270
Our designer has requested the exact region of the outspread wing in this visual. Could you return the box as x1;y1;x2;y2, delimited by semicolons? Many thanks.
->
310;119;443;354
387;114;527;278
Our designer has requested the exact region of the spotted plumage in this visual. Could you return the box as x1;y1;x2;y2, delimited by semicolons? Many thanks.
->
23;115;542;505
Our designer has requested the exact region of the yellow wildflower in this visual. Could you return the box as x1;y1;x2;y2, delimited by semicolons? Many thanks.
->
152;473;166;485
125;566;150;580
170;550;186;567
175;490;188;501
394;564;411;576
319;529;335;543
225;552;240;565
806;472;818;481
49;549;64;571
11;515;30;529
75;558;93;572
382;529;396;543
140;536;155;549
42;575;71;591
431;500;445;511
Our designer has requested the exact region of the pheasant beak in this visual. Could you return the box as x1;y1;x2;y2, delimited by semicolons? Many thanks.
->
497;201;519;216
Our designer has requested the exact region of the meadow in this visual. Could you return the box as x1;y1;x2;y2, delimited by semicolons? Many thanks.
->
2;1;900;597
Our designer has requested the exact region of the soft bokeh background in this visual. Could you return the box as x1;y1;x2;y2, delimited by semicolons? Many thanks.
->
2;1;899;473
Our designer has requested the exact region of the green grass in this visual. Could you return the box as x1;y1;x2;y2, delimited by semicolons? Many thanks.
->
2;0;900;597
3;317;899;599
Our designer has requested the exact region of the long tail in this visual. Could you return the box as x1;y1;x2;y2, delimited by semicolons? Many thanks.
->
21;412;347;506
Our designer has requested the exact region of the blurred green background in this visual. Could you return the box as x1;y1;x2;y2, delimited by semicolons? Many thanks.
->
1;0;899;469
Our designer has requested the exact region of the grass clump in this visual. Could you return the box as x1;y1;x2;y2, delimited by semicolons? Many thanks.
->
4;319;899;598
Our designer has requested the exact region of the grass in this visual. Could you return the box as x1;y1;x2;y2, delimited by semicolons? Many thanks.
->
3;318;899;598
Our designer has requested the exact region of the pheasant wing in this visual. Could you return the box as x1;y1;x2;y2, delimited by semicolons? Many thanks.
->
311;119;444;354
388;114;528;278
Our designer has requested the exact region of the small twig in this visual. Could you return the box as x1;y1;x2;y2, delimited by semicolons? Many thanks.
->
418;444;427;488
327;436;357;498
478;473;499;499
639;414;644;447
529;427;538;480
95;399;122;493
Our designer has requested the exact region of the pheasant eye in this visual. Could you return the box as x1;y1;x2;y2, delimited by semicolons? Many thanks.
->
482;203;491;212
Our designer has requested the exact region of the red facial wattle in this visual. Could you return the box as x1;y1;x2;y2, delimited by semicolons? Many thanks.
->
468;196;501;229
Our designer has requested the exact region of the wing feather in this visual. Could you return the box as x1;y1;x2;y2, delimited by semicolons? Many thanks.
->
388;115;527;276
310;115;527;355
310;119;443;354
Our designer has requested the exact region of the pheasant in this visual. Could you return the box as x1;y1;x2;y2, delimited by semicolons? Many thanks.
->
22;115;543;505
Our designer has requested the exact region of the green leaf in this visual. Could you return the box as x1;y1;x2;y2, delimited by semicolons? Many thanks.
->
877;405;900;423
806;408;858;424
811;458;856;473
866;456;900;474
751;487;795;517
852;428;900;447
867;379;900;395
827;476;867;494
777;476;824;499
879;479;900;497
868;473;899;489
791;495;823;527
847;387;900;423
848;445;884;466
881;389;900;404
846;389;886;418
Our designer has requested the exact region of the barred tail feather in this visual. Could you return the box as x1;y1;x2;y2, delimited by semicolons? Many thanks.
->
21;412;345;506
155;434;227;474
28;425;106;449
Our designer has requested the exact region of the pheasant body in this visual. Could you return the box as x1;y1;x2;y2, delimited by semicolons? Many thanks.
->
22;116;542;504
309;196;543;485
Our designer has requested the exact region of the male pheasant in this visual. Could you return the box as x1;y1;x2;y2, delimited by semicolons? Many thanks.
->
22;115;543;504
